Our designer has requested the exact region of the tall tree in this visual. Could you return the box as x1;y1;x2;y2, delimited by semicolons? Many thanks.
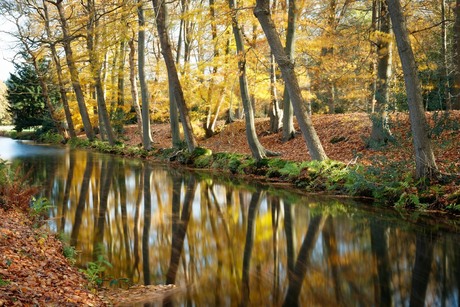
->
137;0;153;150
41;0;76;138
47;0;95;141
453;0;460;109
386;0;438;179
228;0;275;160
254;0;328;161
282;0;297;141
152;0;197;152
84;0;116;145
369;0;393;146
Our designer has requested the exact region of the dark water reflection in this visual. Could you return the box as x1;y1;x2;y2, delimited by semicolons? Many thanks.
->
1;137;459;306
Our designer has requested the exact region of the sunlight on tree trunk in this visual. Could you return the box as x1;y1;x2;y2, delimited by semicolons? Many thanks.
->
387;0;438;179
254;0;328;161
152;0;197;152
137;0;153;150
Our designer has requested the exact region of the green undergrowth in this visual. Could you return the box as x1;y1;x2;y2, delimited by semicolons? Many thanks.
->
174;148;459;213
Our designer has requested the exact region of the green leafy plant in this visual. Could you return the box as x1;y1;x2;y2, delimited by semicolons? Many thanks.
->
0;277;10;286
82;254;112;289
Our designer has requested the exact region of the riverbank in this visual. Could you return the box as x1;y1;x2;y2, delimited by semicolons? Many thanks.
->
80;112;460;214
0;207;178;305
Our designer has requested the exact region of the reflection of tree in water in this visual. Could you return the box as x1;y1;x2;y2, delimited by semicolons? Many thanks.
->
161;176;197;306
143;163;152;285
409;232;434;307
70;153;93;247
283;214;326;307
93;158;113;261
240;191;262;307
370;218;391;307
59;151;75;234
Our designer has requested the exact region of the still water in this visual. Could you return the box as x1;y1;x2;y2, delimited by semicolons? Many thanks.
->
1;136;459;306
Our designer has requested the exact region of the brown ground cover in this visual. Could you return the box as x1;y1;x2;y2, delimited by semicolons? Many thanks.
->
125;112;459;173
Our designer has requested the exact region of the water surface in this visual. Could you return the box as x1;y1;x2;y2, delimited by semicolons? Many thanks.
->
1;137;459;306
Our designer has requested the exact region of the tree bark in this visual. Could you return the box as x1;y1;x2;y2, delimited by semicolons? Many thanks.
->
254;0;328;161
229;0;273;160
369;0;393;147
52;0;95;141
152;0;197;152
137;0;153;150
42;0;76;138
386;0;438;179
85;0;116;145
282;0;296;141
453;0;460;109
128;35;143;133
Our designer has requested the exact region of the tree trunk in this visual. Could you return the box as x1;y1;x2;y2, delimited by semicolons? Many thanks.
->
229;0;273;160
282;0;296;141
152;0;197;152
453;0;460;109
269;53;283;133
386;0;438;179
53;0;95;140
137;0;153;150
85;0;116;146
42;0;76;138
369;0;393;147
128;35;143;133
254;0;328;161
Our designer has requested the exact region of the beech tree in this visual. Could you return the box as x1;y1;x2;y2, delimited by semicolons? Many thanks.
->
386;0;438;179
152;0;197;152
228;0;275;160
137;0;153;150
254;0;328;161
369;0;393;146
47;0;95;141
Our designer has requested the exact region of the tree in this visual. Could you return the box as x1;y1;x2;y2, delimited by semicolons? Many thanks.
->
6;60;52;132
453;0;460;109
228;0;275;160
254;0;328;161
152;0;197;152
41;0;76;138
137;0;153;150
386;0;438;179
369;0;393;147
83;0;116;145
48;0;95;141
282;0;297;141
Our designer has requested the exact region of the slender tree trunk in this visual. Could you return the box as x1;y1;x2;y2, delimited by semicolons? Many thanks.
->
254;0;328;161
137;0;153;150
42;0;76;138
52;0;95;140
369;0;393;147
85;0;116;145
269;53;282;133
452;0;460;109
128;35;143;132
282;0;296;141
441;0;451;110
229;0;273;160
387;0;438;179
152;0;197;152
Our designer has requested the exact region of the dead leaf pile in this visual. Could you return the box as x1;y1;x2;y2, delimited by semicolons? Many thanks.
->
0;208;105;306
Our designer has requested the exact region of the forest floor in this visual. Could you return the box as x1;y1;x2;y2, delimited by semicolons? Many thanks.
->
126;111;459;173
0;111;459;306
